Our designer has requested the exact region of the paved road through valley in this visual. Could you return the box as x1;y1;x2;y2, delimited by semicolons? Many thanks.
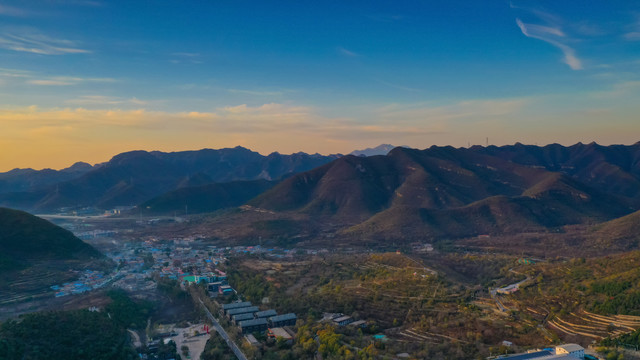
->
198;298;248;360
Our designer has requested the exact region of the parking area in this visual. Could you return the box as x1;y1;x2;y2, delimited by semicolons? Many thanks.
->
165;323;210;360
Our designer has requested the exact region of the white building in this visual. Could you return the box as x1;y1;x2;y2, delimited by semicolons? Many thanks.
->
555;344;584;359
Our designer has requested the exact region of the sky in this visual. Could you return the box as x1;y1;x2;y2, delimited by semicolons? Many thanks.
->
0;0;639;171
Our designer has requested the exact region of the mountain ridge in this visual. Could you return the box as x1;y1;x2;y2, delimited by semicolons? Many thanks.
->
246;144;637;242
0;147;341;212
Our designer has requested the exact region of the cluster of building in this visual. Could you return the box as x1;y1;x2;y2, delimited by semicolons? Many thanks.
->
146;242;224;280
51;269;111;297
221;244;329;258
322;312;367;328
221;301;297;337
500;344;585;360
178;270;236;296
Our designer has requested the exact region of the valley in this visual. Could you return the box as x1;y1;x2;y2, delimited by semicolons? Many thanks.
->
1;143;640;359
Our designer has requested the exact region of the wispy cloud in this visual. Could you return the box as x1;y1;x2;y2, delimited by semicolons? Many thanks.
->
64;95;147;106
625;32;640;41
170;52;204;64
337;47;359;57
0;28;90;55
515;17;582;70
589;80;640;99
0;67;116;87
27;76;115;86
0;5;30;17
227;89;284;96
171;52;200;57
28;79;75;86
624;15;640;41
0;67;32;78
373;79;422;93
1;92;639;171
373;98;529;125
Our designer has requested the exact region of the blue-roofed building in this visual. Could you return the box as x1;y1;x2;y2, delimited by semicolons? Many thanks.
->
269;313;297;327
239;318;268;334
499;350;552;359
233;313;255;325
223;301;252;312
255;309;277;319
227;306;260;319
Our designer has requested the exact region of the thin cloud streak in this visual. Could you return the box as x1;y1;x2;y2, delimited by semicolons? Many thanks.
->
0;68;32;78
0;68;117;88
624;15;640;41
27;76;116;86
516;18;582;70
373;79;423;93
64;95;148;106
0;5;30;17
0;29;90;55
338;47;359;57
227;89;284;96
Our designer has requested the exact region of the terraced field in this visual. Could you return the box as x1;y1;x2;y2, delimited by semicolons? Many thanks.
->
548;310;640;340
394;328;470;345
0;265;78;305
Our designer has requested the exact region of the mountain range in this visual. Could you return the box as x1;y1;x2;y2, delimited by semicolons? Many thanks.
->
0;147;339;212
0;162;96;195
1;142;639;246
248;145;636;241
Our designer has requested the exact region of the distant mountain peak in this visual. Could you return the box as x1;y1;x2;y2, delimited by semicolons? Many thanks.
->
350;144;406;157
64;162;93;171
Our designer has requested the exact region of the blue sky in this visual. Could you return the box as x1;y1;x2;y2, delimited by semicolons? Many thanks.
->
0;0;639;170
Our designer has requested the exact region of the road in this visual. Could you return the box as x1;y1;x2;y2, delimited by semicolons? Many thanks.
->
198;298;248;360
490;271;532;312
489;288;508;312
128;329;142;348
402;254;438;276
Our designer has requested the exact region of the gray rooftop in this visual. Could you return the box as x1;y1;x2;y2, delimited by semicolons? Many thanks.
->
333;315;352;322
227;306;260;316
239;318;268;327
269;313;297;322
255;309;277;318
223;301;252;310
500;351;552;360
233;313;255;322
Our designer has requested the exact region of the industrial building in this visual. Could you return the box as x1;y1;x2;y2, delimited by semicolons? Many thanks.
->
267;327;294;344
255;309;277;319
239;318;269;334
222;301;252;313
232;313;255;325
269;313;297;327
333;315;354;326
500;344;585;360
227;306;260;319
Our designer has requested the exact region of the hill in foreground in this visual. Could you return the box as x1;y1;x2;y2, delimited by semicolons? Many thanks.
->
590;209;640;249
0;207;105;303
